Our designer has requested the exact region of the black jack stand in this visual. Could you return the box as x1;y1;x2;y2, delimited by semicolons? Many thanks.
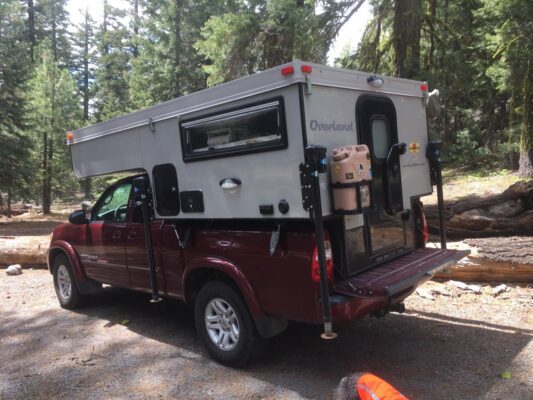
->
427;141;447;249
132;176;162;303
302;145;337;340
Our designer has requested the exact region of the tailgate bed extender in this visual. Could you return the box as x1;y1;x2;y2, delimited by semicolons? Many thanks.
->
333;248;470;306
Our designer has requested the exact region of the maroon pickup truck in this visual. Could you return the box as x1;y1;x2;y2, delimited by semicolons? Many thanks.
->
48;174;467;366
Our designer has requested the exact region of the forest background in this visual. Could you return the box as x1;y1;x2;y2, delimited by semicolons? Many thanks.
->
0;0;531;216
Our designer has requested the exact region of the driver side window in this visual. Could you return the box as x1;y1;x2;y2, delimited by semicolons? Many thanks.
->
92;183;132;222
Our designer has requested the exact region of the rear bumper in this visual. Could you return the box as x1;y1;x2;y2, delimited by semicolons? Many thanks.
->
327;248;470;324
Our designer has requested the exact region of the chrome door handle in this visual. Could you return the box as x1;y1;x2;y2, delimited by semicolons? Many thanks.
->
127;231;136;239
112;231;121;239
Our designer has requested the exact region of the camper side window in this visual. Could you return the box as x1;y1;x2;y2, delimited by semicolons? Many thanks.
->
181;99;287;161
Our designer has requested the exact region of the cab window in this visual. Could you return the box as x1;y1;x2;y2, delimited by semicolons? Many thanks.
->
92;183;132;222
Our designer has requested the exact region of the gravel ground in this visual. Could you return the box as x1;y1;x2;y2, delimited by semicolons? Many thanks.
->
1;269;531;400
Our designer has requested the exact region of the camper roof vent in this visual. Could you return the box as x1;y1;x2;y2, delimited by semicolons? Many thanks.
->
366;75;384;88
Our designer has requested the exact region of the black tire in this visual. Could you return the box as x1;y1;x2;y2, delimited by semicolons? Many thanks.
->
53;254;84;309
194;281;263;367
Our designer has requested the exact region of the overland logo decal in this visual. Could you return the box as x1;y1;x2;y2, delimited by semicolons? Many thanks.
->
309;120;354;132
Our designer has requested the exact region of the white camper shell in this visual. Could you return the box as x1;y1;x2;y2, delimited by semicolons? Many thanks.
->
70;60;432;226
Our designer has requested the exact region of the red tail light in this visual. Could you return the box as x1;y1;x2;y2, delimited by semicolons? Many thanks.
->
311;239;333;283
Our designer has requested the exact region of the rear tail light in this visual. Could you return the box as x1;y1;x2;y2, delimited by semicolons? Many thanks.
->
311;239;333;283
419;205;429;245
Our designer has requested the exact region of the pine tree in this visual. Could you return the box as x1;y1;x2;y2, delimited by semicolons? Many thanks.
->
0;0;33;217
27;41;81;213
93;0;131;120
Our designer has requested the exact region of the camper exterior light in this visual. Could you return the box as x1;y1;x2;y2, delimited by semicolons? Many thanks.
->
301;65;312;74
421;83;428;92
66;132;74;141
281;65;294;76
367;75;384;88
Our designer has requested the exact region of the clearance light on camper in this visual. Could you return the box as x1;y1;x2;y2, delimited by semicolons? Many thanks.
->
301;65;313;74
421;83;428;92
367;75;384;88
66;132;74;142
281;65;294;76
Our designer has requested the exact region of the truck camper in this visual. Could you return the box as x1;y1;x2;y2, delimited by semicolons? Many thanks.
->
49;60;468;366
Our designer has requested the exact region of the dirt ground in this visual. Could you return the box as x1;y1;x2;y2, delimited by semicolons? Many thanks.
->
1;269;531;400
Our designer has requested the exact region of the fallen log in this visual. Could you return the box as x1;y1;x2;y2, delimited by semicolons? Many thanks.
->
425;180;533;238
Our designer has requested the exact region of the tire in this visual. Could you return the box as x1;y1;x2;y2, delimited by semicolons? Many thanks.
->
53;254;84;309
194;281;263;367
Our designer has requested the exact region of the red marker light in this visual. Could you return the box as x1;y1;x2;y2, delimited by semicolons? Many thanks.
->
421;83;428;92
281;65;294;76
301;65;312;74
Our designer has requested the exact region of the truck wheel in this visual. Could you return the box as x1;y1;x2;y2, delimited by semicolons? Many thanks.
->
195;281;262;367
53;254;84;309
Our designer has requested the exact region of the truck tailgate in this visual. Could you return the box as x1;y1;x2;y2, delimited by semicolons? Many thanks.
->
334;248;470;302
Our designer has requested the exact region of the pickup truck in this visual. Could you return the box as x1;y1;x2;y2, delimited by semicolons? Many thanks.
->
48;174;467;366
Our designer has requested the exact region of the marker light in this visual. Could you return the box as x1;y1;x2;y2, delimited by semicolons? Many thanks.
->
66;132;74;141
421;83;428;92
281;65;294;76
367;75;384;88
301;65;312;74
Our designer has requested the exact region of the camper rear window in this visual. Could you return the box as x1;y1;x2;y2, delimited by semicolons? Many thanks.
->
180;99;287;161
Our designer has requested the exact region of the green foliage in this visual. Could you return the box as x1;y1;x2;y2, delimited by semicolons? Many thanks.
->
0;0;33;211
27;41;82;207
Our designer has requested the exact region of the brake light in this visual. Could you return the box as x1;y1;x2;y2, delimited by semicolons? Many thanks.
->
419;206;429;245
311;239;333;283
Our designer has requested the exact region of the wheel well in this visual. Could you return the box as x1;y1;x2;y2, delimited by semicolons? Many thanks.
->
185;268;241;307
48;248;68;273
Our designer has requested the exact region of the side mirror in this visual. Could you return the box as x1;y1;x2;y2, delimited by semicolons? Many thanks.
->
68;210;89;225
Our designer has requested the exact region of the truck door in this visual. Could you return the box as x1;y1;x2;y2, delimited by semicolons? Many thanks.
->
356;95;410;264
81;182;131;286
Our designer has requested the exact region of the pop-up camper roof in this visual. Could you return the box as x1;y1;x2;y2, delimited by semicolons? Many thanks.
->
69;60;430;220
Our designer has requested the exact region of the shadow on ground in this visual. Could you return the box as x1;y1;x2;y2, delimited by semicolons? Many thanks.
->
2;285;530;399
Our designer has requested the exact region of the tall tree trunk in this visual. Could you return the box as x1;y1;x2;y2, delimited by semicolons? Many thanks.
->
27;0;36;62
392;0;422;79
42;130;51;214
518;55;533;178
173;0;181;97
83;10;90;120
132;0;139;58
7;187;12;218
103;0;109;56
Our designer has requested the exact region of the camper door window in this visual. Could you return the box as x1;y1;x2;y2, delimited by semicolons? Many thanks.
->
180;99;287;161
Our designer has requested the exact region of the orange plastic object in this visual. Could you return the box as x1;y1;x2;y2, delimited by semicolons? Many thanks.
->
330;144;371;212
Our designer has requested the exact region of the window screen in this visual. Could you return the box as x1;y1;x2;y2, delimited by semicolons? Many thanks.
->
371;116;390;159
152;164;180;216
181;99;286;161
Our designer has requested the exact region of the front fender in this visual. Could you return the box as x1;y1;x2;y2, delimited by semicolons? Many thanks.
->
182;256;264;319
48;240;88;285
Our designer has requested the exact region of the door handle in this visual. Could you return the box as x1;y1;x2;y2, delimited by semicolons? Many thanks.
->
112;231;121;239
127;231;136;239
219;177;241;190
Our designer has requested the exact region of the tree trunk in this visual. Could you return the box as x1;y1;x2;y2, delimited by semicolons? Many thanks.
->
27;0;36;62
518;55;533;178
173;0;181;97
392;0;422;78
7;187;12;219
83;10;90;121
132;0;139;58
42;130;51;214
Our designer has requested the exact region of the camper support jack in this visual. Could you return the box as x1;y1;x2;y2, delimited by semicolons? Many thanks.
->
427;141;447;249
304;146;337;340
133;176;162;302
